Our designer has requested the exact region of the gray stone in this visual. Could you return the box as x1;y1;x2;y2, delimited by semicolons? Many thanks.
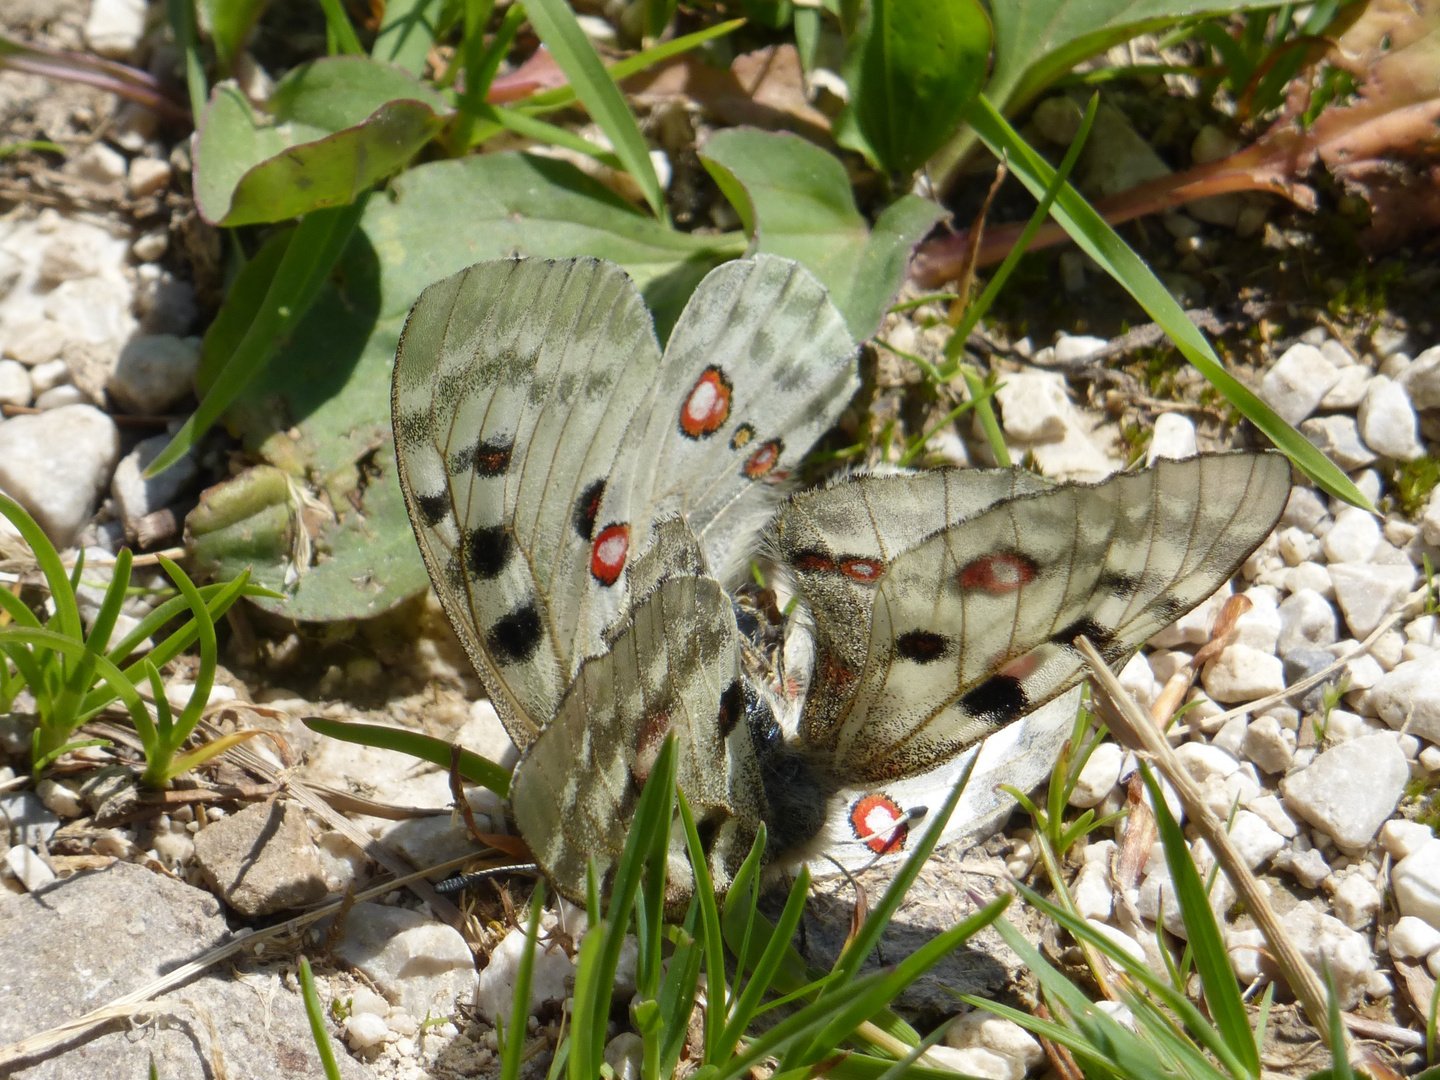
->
1281;731;1407;851
111;434;198;542
0;791;59;846
192;797;329;916
107;335;200;414
1284;648;1339;711
0;405;120;547
1300;415;1377;471
334;902;480;1021
1261;344;1340;425
1372;654;1440;743
1358;375;1424;460
1329;562;1417;637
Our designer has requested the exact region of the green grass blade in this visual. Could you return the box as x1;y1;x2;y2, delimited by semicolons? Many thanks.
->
2;626;153;752
964;94;1367;510
80;547;132;660
476;103;624;168
0;492;82;643
677;790;727;1060
502;881;546;1080
718;868;812;1060
139;557;220;785
298;957;345;1080
0;582;42;629
566;909;607;1080
315;0;365;54
302;717;511;797
657;916;702;1077
146;198;369;479
1141;764;1258;1079
522;0;667;222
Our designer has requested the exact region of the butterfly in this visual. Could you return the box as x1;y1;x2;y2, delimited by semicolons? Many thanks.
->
392;255;1292;908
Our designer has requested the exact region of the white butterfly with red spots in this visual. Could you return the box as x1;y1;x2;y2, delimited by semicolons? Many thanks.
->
392;255;1291;906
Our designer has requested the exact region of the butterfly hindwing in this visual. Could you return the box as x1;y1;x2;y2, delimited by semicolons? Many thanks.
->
509;567;767;907
393;258;664;746
793;453;1291;783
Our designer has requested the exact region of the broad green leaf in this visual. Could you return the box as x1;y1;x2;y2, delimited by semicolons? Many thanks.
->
852;0;991;175
194;57;450;225
932;0;1285;183
185;152;743;621
701;128;943;341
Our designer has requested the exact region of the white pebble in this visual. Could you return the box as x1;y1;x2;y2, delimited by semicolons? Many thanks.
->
1072;840;1115;921
1358;375;1423;461
1245;794;1297;838
1242;714;1294;774
924;1046;1012;1080
107;335;201;414
1201;644;1286;702
1174;742;1241;783
946;1010;1044;1078
1393;839;1440;930
127;157;172;199
345;1012;390;1049
1087;920;1147;965
28;359;71;395
1301;415;1376;471
1228;927;1266;982
1372;655;1440;743
1228;810;1285;869
1329;873;1382;930
1283;487;1329;532
1069;742;1123;808
604;1033;643;1080
1329;563;1417;638
1280;901;1375;1007
1281;732;1408;851
0;405;120;547
0;360;32;407
1322;508;1380;564
1261;344;1340;425
1232;588;1281;654
995;371;1069;443
4;844;56;890
1319;365;1372;410
1146;412;1197;463
1279;846;1331;889
35;777;84;818
475;925;576;1027
1389;915;1440;959
1380;819;1437;861
84;0;147;57
35;386;89;410
131;229;169;262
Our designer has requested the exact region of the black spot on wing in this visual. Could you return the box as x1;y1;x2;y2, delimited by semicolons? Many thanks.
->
959;674;1029;728
413;491;450;528
717;679;743;737
1152;596;1188;625
895;630;951;664
573;478;606;540
1098;570;1144;599
464;525;512;580
456;437;514;478
1052;616;1116;652
696;809;726;855
487;601;543;664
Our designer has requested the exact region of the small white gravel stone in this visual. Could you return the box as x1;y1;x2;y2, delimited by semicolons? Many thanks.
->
70;142;127;184
28;358;70;395
1175;742;1241;783
1301;415;1377;471
1088;919;1147;965
5;845;55;890
107;335;200;414
5;322;67;367
112;433;198;540
1201;644;1286;702
1280;901;1375;1008
1072;839;1115;921
344;1012;390;1049
1329;562;1417;638
1146;412;1197;463
1053;333;1108;365
1403;344;1440;408
1261;344;1340;425
127;158;172;199
1213;714;1247;758
1329;873;1382;930
1281;732;1407;851
131;229;168;262
475;925;575;1027
945;1011;1044;1078
1423;489;1440;548
1373;655;1440;743
1228;927;1266;982
1358;375;1424;461
1070;742;1123;808
1389;915;1440;959
0;405;120;547
1393;839;1440;930
1319;365;1373;410
1380;819;1435;860
1321;507;1380;564
34;386;88;410
1242;714;1294;774
1118;651;1157;707
1277;527;1311;566
34;778;84;818
1228;810;1285;868
1283;487;1329;532
925;1047;1012;1080
1150;586;1229;648
85;0;147;57
335;903;480;1021
1246;794;1297;837
1285;562;1334;599
1232;588;1281;654
995;371;1069;443
604;1033;643;1080
1278;846;1331;889
0;360;31;407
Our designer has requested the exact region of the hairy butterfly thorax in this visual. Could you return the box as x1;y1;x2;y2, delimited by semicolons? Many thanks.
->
392;253;1293;908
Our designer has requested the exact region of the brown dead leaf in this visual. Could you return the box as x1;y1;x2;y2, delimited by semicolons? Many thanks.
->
913;0;1440;286
625;44;833;144
487;46;570;104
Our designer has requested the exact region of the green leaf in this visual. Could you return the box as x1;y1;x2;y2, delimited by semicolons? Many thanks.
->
965;96;1368;510
301;717;511;797
198;0;271;72
184;152;742;621
372;0;444;75
852;0;990;175
194;57;450;226
700;128;943;341
524;0;668;222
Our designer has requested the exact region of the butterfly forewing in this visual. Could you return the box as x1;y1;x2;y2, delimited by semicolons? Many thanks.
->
597;255;858;589
805;453;1291;782
393;258;663;746
509;571;767;907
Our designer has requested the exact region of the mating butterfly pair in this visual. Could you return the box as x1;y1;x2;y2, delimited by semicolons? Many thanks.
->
392;255;1290;906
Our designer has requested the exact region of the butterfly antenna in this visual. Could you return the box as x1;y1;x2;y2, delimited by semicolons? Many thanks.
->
434;864;542;894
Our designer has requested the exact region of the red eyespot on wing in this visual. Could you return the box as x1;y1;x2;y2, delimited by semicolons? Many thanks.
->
849;793;908;854
959;552;1037;594
743;439;783;479
679;366;732;438
590;523;630;585
841;557;884;582
792;551;838;573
